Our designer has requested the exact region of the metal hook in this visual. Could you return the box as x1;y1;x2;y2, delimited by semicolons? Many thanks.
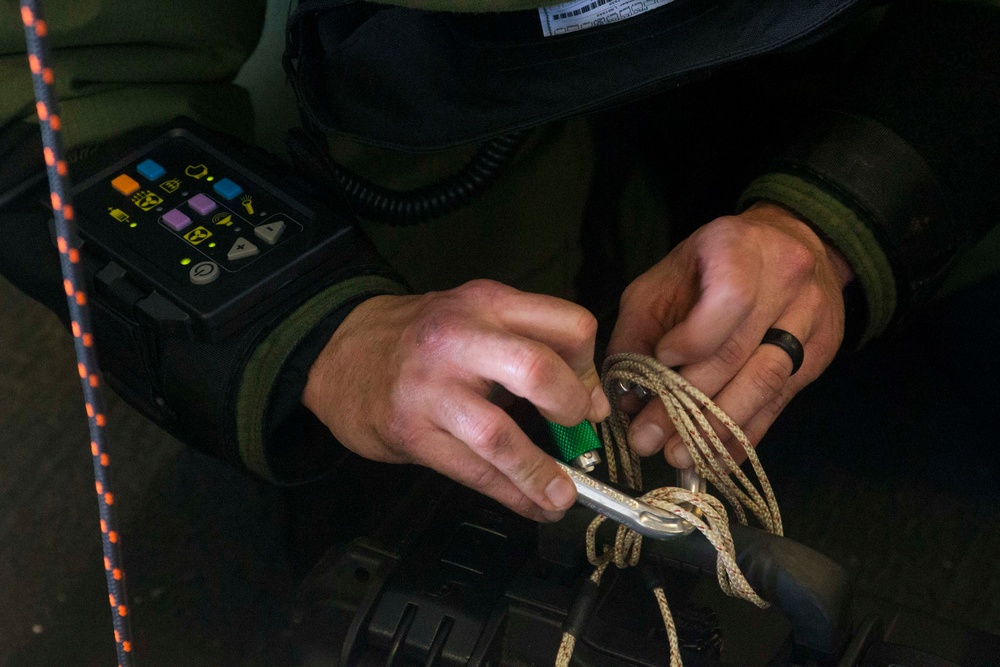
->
558;462;698;538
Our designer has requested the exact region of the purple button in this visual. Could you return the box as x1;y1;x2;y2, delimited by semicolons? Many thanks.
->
162;208;192;232
188;193;217;216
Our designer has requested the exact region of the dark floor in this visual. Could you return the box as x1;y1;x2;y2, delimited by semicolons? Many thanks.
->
2;266;1000;667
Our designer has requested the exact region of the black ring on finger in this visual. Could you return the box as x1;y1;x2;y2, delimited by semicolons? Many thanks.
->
760;328;804;375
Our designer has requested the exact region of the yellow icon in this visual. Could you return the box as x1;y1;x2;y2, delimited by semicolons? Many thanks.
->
108;207;131;224
183;226;213;245
160;178;182;194
131;190;163;211
212;212;233;227
241;194;255;215
185;164;209;180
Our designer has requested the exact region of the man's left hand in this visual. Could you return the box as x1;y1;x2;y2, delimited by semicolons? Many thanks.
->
607;202;855;467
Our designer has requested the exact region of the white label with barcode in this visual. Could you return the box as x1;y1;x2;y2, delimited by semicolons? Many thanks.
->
538;0;677;37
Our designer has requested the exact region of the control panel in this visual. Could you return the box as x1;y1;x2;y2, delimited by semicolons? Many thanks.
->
69;120;356;341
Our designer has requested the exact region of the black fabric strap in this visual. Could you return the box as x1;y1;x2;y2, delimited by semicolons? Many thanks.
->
263;290;394;483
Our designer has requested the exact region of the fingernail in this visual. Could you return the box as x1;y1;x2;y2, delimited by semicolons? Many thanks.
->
542;509;566;523
545;476;577;510
630;423;665;456
591;384;611;421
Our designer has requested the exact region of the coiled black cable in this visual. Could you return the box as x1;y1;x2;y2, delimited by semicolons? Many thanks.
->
19;2;135;664
286;127;529;225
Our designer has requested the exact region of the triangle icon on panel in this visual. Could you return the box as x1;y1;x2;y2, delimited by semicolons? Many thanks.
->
254;220;286;245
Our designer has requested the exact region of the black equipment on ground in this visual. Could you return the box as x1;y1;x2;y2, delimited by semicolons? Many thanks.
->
290;470;999;667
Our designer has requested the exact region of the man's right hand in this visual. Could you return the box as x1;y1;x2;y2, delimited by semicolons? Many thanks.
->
302;279;610;522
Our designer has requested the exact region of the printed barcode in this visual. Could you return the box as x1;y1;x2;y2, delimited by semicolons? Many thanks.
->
553;0;607;21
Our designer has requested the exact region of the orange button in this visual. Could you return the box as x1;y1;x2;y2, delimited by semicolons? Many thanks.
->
111;174;140;196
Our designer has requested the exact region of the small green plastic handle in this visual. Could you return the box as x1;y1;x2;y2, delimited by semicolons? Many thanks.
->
546;421;602;463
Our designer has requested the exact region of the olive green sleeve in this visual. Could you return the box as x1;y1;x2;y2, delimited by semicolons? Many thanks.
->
742;3;1000;346
236;275;407;483
0;0;266;147
740;173;896;345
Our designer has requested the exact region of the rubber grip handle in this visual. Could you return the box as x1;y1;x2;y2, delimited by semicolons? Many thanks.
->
545;421;602;463
540;508;853;664
641;522;852;663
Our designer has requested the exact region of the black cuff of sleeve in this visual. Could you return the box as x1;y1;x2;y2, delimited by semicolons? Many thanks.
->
234;273;408;484
767;109;958;323
260;292;391;484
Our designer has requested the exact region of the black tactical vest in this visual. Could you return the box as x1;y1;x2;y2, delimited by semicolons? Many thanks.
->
286;0;869;150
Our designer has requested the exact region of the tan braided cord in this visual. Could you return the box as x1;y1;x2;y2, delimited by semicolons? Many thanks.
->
554;353;782;667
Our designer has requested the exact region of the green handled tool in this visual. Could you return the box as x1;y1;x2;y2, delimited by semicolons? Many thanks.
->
546;420;603;472
543;384;700;538
544;419;697;537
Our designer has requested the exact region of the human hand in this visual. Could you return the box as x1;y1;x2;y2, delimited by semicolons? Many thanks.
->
607;202;854;467
302;279;610;522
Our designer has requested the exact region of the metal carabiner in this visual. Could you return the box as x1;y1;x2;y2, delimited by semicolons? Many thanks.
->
558;461;703;538
548;380;706;538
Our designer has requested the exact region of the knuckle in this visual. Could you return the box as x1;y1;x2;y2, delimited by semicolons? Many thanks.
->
510;345;558;393
780;241;818;283
469;414;516;460
469;464;503;493
383;405;421;452
706;215;752;242
509;453;548;487
718;277;756;312
619;280;648;311
569;309;598;349
408;308;464;356
458;278;506;302
715;336;749;369
750;355;791;396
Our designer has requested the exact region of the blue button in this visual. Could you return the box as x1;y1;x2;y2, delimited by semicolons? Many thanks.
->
136;159;165;181
213;178;243;201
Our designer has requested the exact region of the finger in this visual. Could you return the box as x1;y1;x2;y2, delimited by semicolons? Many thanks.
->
606;247;701;358
662;312;814;467
496;291;609;419
435;390;577;513
624;397;676;459
462;327;600;425
667;322;774;410
495;290;598;376
661;381;798;467
656;279;798;415
606;305;661;359
627;310;776;459
738;387;797;449
653;247;761;368
667;345;795;464
408;427;559;522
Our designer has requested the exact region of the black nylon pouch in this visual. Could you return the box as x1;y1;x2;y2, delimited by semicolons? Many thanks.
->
285;0;869;151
